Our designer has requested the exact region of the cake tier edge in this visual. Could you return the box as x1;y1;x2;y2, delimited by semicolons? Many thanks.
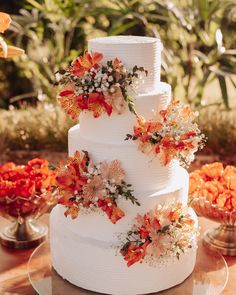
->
50;208;197;295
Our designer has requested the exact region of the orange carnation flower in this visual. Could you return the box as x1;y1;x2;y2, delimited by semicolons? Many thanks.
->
190;162;236;211
200;162;224;181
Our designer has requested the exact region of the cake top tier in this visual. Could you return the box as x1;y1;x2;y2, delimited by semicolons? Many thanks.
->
89;35;161;44
88;36;163;93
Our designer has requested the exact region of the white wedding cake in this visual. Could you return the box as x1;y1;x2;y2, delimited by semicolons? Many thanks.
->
50;36;200;294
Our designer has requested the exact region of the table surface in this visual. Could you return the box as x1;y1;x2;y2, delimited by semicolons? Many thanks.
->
0;215;236;295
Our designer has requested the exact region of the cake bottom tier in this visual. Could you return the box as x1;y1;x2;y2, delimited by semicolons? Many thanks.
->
50;210;198;295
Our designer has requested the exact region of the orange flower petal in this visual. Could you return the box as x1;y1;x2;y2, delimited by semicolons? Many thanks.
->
0;12;11;33
200;162;224;180
0;45;24;58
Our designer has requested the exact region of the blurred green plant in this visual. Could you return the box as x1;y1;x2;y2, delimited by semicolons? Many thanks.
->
1;0;235;109
161;0;236;108
198;105;236;155
0;103;74;151
1;101;236;157
5;0;98;102
92;0;236;108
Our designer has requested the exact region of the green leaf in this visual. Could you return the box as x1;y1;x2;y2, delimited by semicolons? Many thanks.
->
198;0;209;21
218;76;229;109
230;77;236;89
109;20;137;36
26;0;43;11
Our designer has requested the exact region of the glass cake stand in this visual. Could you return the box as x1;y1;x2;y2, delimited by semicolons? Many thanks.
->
28;240;228;295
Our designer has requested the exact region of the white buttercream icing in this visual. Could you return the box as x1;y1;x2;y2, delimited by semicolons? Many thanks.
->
89;36;163;93
79;82;171;143
50;207;197;295
68;125;179;192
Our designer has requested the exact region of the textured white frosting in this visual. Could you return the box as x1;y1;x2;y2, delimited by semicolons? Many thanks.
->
88;36;163;93
68;83;174;192
79;82;171;143
51;206;198;295
51;167;189;244
68;125;179;192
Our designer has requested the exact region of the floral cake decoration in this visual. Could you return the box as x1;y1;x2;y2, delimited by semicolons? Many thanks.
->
190;162;236;211
55;150;140;224
56;51;147;119
119;201;197;267
125;100;205;167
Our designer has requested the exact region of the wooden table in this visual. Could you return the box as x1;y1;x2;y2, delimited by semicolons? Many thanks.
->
0;216;236;295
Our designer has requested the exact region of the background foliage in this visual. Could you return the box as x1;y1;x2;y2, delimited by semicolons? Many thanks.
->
0;0;235;154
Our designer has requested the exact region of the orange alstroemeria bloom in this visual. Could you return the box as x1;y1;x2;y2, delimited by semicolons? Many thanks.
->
123;240;150;267
72;51;103;77
97;197;125;224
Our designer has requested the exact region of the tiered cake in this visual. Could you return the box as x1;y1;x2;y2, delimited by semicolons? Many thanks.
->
50;36;198;294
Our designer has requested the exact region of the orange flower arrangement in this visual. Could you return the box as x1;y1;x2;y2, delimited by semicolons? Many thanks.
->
126;100;205;167
57;51;147;118
55;150;140;224
0;159;55;217
190;162;236;211
119;202;197;267
0;12;24;58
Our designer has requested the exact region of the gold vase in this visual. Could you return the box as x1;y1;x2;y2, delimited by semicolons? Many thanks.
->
191;196;236;256
0;193;56;249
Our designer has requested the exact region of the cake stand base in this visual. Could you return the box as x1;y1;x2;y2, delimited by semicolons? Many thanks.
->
27;240;228;295
203;224;236;256
0;219;48;249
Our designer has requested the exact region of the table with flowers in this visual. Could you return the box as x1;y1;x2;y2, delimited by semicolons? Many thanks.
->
0;215;235;295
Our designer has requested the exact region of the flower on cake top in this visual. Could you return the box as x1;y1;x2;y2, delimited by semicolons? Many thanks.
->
190;162;236;211
125;100;205;167
56;51;147;119
55;150;140;224
0;12;24;58
119;201;197;267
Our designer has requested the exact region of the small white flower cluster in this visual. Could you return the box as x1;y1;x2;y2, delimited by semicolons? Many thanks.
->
60;59;147;100
73;66;122;96
150;102;205;166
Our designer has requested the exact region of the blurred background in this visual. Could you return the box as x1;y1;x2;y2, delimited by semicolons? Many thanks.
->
0;0;235;166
